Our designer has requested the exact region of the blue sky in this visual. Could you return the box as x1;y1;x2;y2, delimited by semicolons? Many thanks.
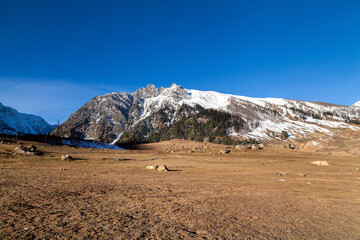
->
0;0;359;124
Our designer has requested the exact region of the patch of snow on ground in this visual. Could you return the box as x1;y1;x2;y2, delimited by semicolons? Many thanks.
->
61;140;123;150
312;141;320;146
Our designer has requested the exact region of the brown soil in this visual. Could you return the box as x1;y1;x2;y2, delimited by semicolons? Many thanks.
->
1;139;359;239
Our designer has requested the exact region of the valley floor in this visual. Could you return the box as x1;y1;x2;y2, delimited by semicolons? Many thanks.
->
0;139;359;239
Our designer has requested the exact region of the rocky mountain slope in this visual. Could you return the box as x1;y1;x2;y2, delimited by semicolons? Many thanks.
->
0;103;55;135
54;84;360;146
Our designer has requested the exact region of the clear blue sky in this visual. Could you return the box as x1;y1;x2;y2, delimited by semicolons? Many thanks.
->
0;0;359;124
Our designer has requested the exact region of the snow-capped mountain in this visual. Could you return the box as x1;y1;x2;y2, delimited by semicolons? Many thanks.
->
0;103;55;135
54;84;360;144
351;101;360;107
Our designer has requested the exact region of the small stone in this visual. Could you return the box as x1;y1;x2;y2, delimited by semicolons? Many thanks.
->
279;179;287;182
26;151;36;156
61;155;73;161
146;165;158;170
26;145;37;152
219;149;231;154
311;161;329;166
306;182;312;184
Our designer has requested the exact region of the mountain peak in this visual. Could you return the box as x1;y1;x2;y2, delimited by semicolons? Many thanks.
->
133;84;160;99
160;83;189;100
351;101;360;107
169;83;180;88
0;103;54;135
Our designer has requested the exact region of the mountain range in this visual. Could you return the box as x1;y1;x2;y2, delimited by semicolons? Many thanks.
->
53;84;360;147
0;102;54;135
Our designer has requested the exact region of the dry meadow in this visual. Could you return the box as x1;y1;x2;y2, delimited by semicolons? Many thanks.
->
0;139;359;239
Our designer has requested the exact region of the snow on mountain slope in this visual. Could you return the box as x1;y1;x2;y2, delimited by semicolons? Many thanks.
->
55;84;360;143
352;101;360;107
138;84;359;139
0;102;54;135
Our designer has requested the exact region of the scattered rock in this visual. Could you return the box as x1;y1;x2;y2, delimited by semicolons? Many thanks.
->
279;179;287;182
219;149;231;154
273;172;288;176
235;145;246;151
14;146;27;154
26;145;37;152
14;145;41;156
60;168;66;171
354;168;359;171
297;173;308;177
61;155;73;161
251;144;259;150
306;182;312;185
26;151;36;156
0;138;13;144
165;148;175;154
311;161;329;166
146;165;158;170
157;164;169;172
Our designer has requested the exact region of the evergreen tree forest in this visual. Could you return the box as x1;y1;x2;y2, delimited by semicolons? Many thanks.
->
118;108;247;145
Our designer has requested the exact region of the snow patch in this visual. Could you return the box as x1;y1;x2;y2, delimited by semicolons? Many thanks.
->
312;141;320;146
61;139;123;150
110;133;122;145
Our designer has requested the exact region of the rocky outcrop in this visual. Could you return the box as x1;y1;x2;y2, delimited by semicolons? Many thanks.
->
14;145;41;156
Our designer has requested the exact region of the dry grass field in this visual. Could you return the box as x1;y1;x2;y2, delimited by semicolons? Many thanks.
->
1;139;360;239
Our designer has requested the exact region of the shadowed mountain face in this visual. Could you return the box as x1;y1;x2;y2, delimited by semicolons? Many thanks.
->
0;103;54;135
53;84;360;145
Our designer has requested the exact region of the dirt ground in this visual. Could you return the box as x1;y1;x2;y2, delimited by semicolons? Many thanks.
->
0;139;359;239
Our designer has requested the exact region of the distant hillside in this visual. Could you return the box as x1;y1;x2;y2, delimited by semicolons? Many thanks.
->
53;84;360;146
0;102;55;135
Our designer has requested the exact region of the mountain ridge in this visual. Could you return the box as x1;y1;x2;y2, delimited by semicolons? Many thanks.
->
0;102;55;135
352;101;360;107
53;84;360;145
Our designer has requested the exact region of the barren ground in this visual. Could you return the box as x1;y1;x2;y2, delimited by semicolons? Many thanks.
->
0;139;359;239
